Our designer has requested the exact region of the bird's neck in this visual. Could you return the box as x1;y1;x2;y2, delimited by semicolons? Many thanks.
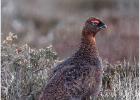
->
80;28;99;56
74;32;99;61
79;35;99;57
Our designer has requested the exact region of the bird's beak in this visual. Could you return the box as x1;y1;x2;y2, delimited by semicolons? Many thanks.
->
98;22;107;30
99;24;107;29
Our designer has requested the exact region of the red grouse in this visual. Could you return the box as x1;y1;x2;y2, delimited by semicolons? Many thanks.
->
39;17;107;100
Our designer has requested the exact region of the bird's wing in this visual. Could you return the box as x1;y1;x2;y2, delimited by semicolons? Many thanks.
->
62;65;94;96
52;58;72;73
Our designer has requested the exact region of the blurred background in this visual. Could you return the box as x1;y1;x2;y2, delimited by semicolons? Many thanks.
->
1;0;139;63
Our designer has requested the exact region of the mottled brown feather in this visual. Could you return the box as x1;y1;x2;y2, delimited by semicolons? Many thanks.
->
39;17;106;100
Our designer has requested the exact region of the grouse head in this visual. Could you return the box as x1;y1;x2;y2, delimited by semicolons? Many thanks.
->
83;17;107;37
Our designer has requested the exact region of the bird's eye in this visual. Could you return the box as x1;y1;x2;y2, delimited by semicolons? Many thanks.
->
92;22;98;25
91;20;100;25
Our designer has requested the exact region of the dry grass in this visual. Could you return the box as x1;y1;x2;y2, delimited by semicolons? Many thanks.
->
1;0;139;99
1;33;139;100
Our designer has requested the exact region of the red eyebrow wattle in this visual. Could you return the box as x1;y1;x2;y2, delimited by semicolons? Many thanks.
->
91;20;100;24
